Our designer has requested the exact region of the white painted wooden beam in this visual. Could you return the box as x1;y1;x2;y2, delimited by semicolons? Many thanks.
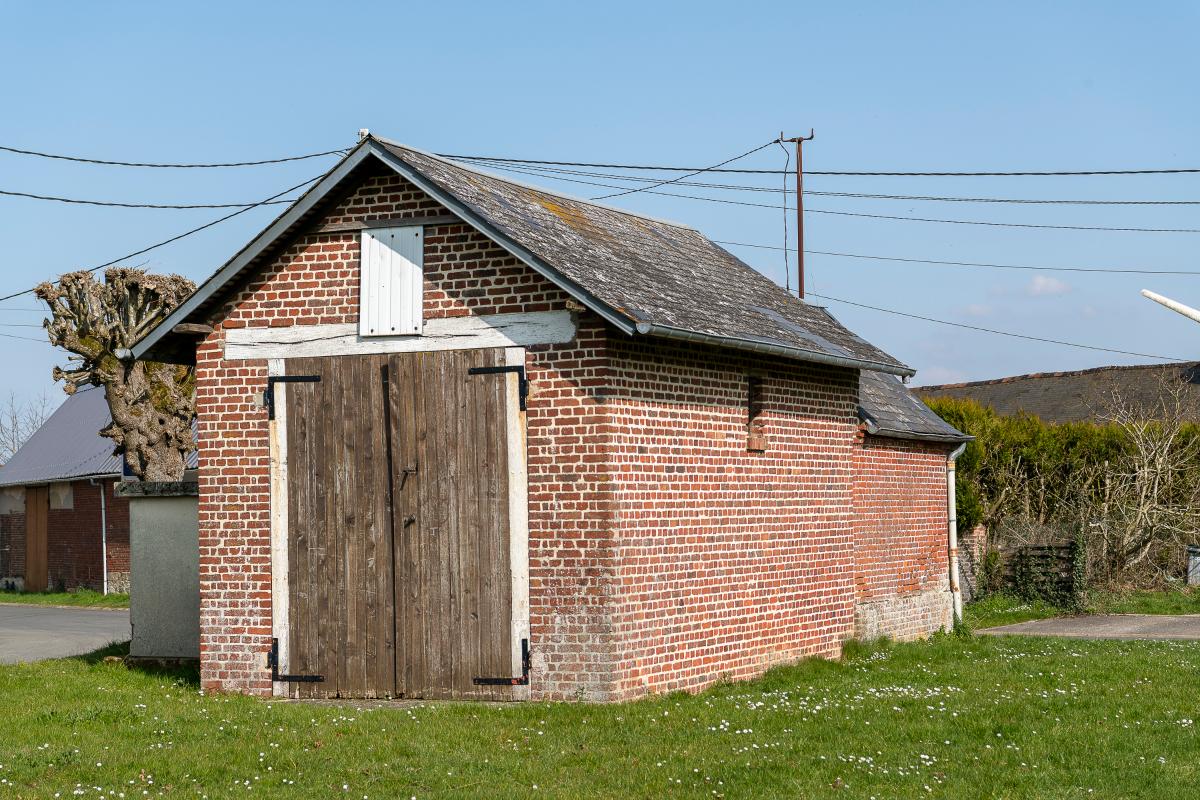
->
224;311;577;361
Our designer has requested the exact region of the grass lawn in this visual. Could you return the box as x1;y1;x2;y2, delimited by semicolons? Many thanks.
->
966;588;1200;630
0;589;129;608
1;636;1198;798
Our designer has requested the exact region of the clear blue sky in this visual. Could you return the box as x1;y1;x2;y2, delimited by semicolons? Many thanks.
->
3;1;1199;412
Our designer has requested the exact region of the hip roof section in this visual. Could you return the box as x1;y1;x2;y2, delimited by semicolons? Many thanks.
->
859;370;971;443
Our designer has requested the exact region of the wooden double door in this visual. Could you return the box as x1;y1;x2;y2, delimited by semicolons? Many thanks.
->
278;349;525;699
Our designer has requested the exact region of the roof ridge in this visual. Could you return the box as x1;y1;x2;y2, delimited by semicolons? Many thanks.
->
371;135;697;231
917;360;1200;391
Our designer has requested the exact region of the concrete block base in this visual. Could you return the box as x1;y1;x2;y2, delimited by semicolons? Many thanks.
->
121;483;200;660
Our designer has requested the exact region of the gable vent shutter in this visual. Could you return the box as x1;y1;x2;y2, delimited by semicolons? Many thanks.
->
360;226;423;336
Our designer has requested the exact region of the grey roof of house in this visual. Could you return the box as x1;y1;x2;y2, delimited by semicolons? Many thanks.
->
0;386;198;487
859;370;971;443
918;362;1200;424
132;136;912;377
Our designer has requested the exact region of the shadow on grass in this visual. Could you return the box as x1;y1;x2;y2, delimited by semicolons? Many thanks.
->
70;640;200;686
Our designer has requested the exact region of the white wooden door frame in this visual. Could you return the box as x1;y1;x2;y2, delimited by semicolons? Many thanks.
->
267;348;531;699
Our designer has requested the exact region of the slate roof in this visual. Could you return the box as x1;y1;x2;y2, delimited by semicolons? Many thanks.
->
0;386;198;487
858;370;971;443
132;136;911;377
918;362;1200;424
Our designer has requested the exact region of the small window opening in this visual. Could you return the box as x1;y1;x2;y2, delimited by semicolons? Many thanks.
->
747;375;768;452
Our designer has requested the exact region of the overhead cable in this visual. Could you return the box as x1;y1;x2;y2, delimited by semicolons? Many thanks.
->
444;153;1200;177
0;173;324;304
0;143;348;168
588;140;777;200
465;163;1200;233
809;292;1185;361
714;240;1200;276
0;188;296;209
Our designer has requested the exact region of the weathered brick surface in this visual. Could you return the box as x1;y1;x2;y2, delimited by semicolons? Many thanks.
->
192;162;952;698
852;435;953;640
194;167;617;697
0;478;129;592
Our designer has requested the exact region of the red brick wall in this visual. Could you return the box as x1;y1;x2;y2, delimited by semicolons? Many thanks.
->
191;158;948;699
852;435;952;640
0;478;129;592
606;338;860;699
194;165;618;697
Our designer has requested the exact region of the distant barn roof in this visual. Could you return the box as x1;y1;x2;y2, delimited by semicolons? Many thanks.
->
859;371;971;443
132;136;911;377
0;386;197;487
918;362;1200;424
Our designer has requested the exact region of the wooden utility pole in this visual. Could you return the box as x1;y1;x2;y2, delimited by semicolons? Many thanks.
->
781;130;814;298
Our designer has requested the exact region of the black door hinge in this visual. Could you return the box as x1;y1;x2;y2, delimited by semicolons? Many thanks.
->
264;375;321;420
268;637;324;683
467;365;528;410
473;638;531;686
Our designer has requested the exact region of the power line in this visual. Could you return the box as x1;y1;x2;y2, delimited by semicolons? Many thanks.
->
714;240;1200;276
809;292;1185;361
0;188;296;209
0;330;47;343
808;207;1200;234
0;144;348;168
806;190;1200;206
0;322;43;328
470;161;1200;205
588;140;776;201
464;162;1200;234
445;153;1200;177
0;173;324;305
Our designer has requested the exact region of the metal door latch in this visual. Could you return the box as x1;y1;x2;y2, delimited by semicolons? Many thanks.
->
473;638;531;686
467;365;529;410
267;637;324;683
264;375;321;420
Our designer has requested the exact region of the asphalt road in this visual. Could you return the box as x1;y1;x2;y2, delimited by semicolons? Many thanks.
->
0;604;131;664
979;614;1200;641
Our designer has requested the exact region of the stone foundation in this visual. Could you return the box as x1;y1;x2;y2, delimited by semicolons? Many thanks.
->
854;586;953;642
107;570;131;594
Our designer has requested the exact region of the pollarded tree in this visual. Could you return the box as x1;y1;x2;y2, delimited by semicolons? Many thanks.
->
36;268;197;482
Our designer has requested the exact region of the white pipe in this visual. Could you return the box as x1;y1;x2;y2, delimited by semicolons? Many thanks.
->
1141;289;1200;325
91;478;109;595
947;442;968;624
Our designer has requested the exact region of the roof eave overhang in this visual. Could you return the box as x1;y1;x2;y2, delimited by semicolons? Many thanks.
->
635;322;915;377
131;142;386;363
860;417;973;444
131;140;639;364
0;470;121;490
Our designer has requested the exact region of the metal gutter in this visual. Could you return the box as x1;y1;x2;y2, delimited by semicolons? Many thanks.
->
634;321;915;377
947;441;969;623
0;470;121;490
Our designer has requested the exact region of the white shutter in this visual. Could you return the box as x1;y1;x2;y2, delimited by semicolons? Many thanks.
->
359;226;423;336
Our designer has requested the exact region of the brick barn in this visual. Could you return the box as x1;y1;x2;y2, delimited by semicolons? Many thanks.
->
132;135;968;701
0;386;131;593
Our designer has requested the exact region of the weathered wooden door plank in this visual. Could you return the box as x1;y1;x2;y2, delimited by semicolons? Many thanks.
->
24;485;49;593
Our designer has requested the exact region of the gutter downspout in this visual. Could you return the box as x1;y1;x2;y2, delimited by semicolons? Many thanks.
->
90;478;109;595
946;442;968;625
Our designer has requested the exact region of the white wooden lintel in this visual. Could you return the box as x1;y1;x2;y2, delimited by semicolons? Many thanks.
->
224;310;576;361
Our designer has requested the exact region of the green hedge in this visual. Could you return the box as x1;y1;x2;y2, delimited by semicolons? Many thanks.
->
922;395;1200;534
